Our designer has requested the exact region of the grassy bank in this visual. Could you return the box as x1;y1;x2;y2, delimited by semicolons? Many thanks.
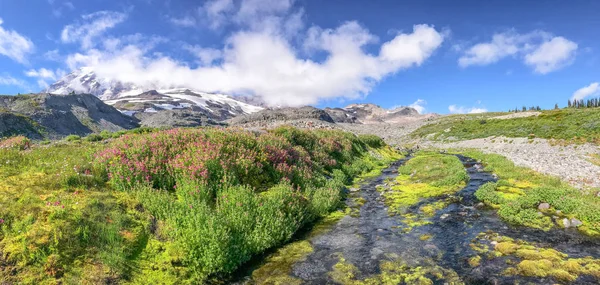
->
379;152;468;231
412;108;600;144
0;127;400;284
456;149;600;235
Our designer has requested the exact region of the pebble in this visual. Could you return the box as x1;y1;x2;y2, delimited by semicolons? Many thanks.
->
440;214;450;220
424;137;600;189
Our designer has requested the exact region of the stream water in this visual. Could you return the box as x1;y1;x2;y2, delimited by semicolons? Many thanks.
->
235;155;600;284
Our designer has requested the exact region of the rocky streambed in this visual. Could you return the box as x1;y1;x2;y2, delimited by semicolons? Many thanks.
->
233;156;600;284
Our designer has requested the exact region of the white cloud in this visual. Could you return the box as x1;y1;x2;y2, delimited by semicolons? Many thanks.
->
0;18;35;63
44;49;61;61
184;45;223;66
199;0;235;30
67;22;445;106
524;37;577;74
169;15;196;27
61;11;127;49
448;105;488;114
25;68;66;88
458;30;577;74
458;32;521;67
408;99;427;114
0;75;27;88
572;82;600;101
25;68;58;79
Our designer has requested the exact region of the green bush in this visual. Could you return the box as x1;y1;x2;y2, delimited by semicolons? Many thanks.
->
84;133;104;142
65;134;81;142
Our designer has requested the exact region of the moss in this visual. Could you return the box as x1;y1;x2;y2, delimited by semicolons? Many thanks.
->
495;242;519;255
468;255;481;267
250;240;313;284
516;259;553;277
549;269;577;282
419;234;433;241
381;153;467;216
478;232;600;283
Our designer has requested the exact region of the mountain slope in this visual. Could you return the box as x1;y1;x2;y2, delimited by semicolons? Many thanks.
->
0;94;139;139
325;103;435;124
46;68;264;121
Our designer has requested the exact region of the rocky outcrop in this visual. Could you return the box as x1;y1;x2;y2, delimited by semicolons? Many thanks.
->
325;103;434;124
228;106;335;125
135;110;225;128
0;93;139;139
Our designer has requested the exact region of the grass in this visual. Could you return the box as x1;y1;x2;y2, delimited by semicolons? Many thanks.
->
0;126;400;284
381;152;468;216
412;108;600;144
377;152;468;232
457;149;600;235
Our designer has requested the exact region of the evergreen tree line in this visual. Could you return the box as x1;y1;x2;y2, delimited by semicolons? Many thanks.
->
508;106;542;112
567;98;600;109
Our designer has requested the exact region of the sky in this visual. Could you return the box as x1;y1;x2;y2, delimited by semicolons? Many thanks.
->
0;0;599;114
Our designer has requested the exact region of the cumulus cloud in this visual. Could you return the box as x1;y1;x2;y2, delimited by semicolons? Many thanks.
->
572;82;600;101
524;37;577;74
199;0;235;30
25;68;66;88
0;18;35;63
61;11;127;49
408;99;427;114
184;45;223;66
448;105;487;114
459;30;577;74
64;1;446;107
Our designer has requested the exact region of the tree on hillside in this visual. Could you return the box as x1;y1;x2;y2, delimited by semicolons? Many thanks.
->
568;99;572;108
554;103;559;110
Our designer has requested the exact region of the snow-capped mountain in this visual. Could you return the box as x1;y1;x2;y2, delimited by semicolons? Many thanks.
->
46;68;264;121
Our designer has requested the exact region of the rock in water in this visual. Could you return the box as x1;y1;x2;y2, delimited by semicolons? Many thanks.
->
563;218;571;228
570;218;583;227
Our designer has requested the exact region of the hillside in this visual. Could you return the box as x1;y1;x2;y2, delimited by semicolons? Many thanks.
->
0;93;139;139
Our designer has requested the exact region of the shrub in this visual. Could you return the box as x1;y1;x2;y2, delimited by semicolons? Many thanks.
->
65;135;81;142
91;127;398;283
0;136;31;150
85;134;104;142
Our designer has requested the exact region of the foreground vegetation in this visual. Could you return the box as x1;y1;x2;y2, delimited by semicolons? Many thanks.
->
379;152;468;231
0;127;400;284
457;150;600;235
413;108;600;144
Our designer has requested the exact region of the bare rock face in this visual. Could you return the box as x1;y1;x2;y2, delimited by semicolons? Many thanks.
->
325;103;435;124
0;93;139;139
228;106;335;125
135;110;225;128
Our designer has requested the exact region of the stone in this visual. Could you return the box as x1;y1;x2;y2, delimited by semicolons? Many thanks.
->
492;173;499;179
475;202;485;209
562;218;571;228
538;203;550;211
556;210;562;215
570;218;583;227
440;214;450;220
349;188;359;192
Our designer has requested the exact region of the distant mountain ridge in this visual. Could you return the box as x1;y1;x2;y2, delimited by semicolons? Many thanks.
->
46;68;265;121
325;103;434;124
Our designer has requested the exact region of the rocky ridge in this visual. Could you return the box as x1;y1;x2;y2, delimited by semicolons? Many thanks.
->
0;93;139;139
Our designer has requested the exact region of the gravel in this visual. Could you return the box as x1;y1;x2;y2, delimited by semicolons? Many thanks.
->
422;137;600;189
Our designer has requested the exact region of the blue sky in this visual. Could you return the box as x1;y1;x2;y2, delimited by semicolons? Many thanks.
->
0;0;599;114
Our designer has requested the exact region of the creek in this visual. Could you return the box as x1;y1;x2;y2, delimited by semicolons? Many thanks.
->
234;155;600;284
